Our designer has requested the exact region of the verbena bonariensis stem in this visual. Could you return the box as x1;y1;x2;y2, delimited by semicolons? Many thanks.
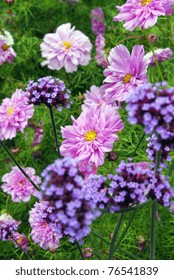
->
0;141;40;191
108;212;125;260
75;240;85;260
150;149;161;260
49;106;61;157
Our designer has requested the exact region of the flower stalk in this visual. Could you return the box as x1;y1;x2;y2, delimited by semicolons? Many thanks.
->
108;212;125;260
0;141;40;191
49;107;61;157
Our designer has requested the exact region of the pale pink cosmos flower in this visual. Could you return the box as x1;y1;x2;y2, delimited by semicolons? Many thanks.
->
90;7;105;36
95;34;108;68
0;89;34;140
40;23;92;73
60;103;124;172
0;30;16;65
11;232;29;251
113;0;173;31
29;201;60;252
1;166;41;202
82;85;118;111
101;44;148;102
144;48;173;66
0;39;16;65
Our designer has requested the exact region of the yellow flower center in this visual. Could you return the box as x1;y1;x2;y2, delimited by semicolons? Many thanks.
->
6;106;15;115
123;74;132;83
2;43;9;51
141;0;152;6
17;237;23;243
62;41;72;49
84;130;97;141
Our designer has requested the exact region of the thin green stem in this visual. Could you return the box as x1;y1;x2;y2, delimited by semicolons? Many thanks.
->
150;149;161;260
150;200;156;260
75;241;85;260
168;159;174;176
117;248;141;260
114;209;137;253
0;141;40;191
156;24;174;48
49;107;61;157
108;212;125;260
87;235;102;260
91;231;110;245
146;35;164;81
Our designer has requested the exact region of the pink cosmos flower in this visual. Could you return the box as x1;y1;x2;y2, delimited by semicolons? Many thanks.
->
0;89;34;140
1;166;41;202
95;34;108;68
113;0;173;31
82;85;118;111
0;39;16;65
60;103;124;172
29;201;60;252
0;30;16;65
144;48;173;66
90;7;105;36
40;23;92;73
11;232;29;251
101;44;148;102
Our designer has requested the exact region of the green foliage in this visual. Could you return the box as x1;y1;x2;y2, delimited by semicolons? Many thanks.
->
0;0;174;260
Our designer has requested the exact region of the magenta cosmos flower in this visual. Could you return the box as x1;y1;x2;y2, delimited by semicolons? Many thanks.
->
60;103;124;171
101;44;148;102
0;89;34;140
29;201;60;252
1;166;41;202
113;0;173;31
40;23;92;73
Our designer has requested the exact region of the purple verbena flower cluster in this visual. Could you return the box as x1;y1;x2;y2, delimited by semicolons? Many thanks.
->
86;161;174;212
84;175;108;209
146;134;172;169
40;157;101;243
26;76;72;111
148;174;174;207
0;213;20;241
107;161;150;212
126;82;174;146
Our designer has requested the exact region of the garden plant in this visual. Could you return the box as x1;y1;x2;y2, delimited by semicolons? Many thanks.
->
0;0;174;260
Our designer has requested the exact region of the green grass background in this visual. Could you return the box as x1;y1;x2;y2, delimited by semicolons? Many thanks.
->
0;0;174;260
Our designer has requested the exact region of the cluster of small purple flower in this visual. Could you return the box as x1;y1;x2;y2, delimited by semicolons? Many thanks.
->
146;134;172;170
126;82;174;146
86;161;174;212
39;157;101;243
0;213;20;241
26;76;72;111
84;175;108;209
